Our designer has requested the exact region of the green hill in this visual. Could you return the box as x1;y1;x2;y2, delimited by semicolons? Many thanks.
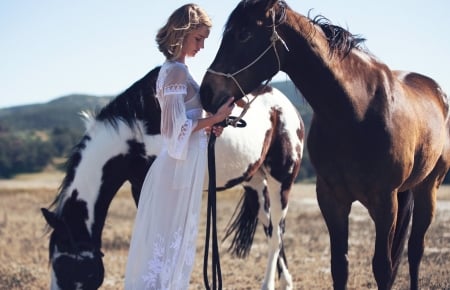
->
0;94;112;133
0;81;315;179
0;82;313;135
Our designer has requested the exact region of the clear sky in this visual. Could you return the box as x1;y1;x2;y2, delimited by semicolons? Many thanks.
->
1;0;449;109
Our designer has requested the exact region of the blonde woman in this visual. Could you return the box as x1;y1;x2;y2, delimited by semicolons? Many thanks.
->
124;3;234;290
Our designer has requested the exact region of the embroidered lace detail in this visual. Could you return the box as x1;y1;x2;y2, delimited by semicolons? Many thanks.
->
164;83;187;96
178;120;191;141
141;212;199;290
142;235;165;289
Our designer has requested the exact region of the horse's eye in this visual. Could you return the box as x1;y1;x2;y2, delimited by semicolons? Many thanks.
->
237;30;252;43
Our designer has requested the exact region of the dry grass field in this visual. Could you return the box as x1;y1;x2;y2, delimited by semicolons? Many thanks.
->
0;172;449;289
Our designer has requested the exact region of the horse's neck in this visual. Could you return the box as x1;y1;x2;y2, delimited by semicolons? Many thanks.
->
60;180;121;246
59;123;134;244
282;11;384;123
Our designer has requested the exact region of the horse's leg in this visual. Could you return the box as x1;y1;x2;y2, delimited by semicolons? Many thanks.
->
226;171;284;290
316;178;351;290
390;190;413;280
408;182;437;290
252;172;270;230
264;176;293;290
369;190;400;290
276;222;293;290
243;172;279;290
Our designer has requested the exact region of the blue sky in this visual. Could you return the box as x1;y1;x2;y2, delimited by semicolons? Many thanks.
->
1;0;449;108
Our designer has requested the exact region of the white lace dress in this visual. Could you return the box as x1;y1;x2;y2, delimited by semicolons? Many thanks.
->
124;61;207;290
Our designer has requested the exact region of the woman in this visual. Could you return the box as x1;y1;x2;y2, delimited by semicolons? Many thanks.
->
124;3;234;290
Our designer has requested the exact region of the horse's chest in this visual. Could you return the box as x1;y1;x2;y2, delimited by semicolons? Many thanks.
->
307;122;386;181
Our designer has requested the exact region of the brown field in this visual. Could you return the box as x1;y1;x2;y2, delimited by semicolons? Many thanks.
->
0;172;449;290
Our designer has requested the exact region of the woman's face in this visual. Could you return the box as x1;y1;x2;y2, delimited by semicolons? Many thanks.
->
182;25;210;58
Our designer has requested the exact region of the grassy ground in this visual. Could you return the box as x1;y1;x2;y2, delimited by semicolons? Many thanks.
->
0;172;449;289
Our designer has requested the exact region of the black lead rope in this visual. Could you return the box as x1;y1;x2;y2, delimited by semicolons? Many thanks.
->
203;116;246;290
203;131;221;290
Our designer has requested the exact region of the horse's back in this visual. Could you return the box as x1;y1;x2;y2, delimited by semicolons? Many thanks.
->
394;70;449;117
389;70;450;188
213;86;303;188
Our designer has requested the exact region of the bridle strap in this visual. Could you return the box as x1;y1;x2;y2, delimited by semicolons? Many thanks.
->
227;94;256;127
60;217;103;259
203;6;288;290
207;41;277;97
206;7;289;125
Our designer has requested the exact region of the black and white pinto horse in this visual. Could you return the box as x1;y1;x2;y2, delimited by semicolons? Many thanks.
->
41;66;304;290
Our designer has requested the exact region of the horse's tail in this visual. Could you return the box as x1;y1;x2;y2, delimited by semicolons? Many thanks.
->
391;190;414;280
222;186;259;258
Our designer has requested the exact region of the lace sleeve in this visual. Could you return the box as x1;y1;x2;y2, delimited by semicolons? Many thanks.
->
157;63;197;160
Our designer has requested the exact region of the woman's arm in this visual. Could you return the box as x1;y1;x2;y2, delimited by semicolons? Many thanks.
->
193;97;234;132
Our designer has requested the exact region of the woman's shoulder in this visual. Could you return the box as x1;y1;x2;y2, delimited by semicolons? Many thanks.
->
161;61;188;81
162;60;188;73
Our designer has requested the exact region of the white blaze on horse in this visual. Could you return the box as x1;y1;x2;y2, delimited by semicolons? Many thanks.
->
200;1;450;290
41;66;304;290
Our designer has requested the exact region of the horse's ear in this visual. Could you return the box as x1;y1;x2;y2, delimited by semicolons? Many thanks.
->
246;0;278;11
41;208;59;229
261;0;278;11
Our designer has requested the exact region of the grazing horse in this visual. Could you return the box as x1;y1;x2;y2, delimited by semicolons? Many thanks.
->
41;65;304;290
199;1;450;289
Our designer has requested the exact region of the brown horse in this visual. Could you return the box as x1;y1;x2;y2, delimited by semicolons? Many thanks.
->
199;1;450;289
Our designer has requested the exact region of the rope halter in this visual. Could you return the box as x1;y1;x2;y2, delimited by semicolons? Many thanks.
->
206;7;289;127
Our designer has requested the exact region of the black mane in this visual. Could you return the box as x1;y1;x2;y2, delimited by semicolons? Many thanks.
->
49;66;162;212
310;15;366;57
96;66;162;135
50;135;91;211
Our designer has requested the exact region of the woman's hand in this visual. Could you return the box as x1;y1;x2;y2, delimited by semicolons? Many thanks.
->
204;125;224;137
214;97;235;122
211;125;224;137
204;97;234;137
202;97;234;137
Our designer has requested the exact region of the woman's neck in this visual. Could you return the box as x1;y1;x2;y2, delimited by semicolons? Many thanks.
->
173;56;185;64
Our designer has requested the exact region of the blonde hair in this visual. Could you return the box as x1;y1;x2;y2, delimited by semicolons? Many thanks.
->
156;3;212;60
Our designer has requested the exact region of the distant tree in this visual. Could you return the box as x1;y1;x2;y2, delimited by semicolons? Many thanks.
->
0;122;10;133
443;172;450;184
50;126;81;156
296;149;315;182
0;132;53;178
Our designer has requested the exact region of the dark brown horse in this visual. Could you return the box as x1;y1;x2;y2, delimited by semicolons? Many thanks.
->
199;1;450;289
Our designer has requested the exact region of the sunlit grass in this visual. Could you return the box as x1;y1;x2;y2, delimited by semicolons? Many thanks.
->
0;171;448;289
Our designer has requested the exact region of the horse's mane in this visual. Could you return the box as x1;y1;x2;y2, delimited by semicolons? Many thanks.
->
48;135;91;212
96;66;161;134
309;15;366;58
48;66;162;212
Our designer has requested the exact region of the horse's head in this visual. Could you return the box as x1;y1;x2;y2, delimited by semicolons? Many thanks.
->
200;0;288;113
40;65;163;289
42;191;104;290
